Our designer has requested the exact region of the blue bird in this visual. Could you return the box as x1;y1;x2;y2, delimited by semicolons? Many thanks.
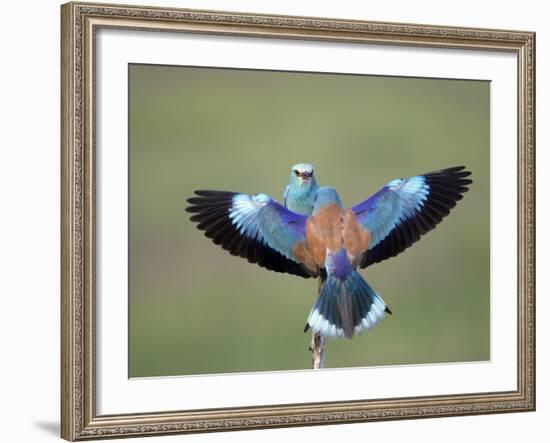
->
186;166;472;339
284;163;319;215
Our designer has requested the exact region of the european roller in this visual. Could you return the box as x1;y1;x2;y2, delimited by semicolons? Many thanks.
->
186;166;472;339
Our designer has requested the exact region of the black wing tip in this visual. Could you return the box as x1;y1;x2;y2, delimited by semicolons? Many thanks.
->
439;165;468;173
445;165;467;172
425;166;473;194
424;164;469;172
186;190;237;212
186;190;237;203
193;189;236;197
426;166;472;177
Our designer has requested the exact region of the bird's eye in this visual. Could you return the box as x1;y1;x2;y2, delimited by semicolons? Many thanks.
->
294;170;300;176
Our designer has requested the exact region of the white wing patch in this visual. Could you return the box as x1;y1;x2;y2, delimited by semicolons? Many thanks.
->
228;193;270;235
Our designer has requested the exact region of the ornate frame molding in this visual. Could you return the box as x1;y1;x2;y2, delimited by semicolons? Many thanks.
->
61;2;535;440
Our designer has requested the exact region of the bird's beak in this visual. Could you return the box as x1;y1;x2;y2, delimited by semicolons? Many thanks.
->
297;171;313;181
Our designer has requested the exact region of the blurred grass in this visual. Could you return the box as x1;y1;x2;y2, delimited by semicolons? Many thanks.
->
128;64;490;377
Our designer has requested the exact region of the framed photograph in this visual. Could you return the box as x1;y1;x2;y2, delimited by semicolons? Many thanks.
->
61;1;535;440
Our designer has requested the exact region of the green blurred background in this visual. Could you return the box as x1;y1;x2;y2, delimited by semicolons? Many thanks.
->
128;64;490;377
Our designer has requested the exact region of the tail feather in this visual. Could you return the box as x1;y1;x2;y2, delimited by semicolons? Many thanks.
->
306;270;390;339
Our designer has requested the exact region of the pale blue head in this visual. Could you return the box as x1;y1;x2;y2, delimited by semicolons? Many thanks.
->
313;186;342;212
285;163;319;215
289;163;317;190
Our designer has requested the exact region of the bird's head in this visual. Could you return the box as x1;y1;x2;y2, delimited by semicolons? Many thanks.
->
290;163;316;188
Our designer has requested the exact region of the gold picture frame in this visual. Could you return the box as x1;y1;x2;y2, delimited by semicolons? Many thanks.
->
61;1;535;440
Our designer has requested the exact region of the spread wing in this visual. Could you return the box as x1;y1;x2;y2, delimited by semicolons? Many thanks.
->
352;166;472;268
186;190;315;278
